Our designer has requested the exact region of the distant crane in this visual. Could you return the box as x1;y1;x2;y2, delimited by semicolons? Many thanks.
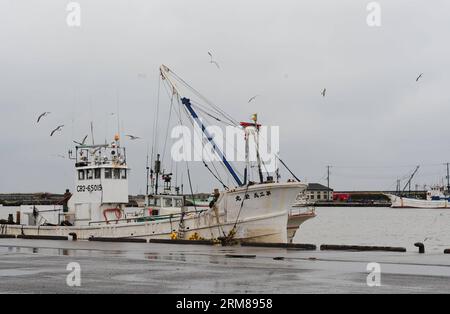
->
402;165;420;196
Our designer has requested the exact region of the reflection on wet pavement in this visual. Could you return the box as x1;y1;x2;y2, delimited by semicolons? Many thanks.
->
1;238;450;293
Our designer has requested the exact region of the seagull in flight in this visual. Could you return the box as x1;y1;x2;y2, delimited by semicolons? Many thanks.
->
50;125;64;137
208;52;220;69
126;134;141;140
321;88;327;97
248;95;259;103
73;135;88;146
416;73;423;82
37;112;51;123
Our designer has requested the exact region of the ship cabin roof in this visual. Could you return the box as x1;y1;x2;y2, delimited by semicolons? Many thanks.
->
73;143;127;170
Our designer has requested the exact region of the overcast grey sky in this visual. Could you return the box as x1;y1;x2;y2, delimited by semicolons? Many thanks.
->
1;0;450;194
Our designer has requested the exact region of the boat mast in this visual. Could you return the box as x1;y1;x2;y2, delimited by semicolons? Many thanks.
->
241;115;264;184
159;65;243;187
244;127;249;185
252;114;264;184
145;151;150;207
154;154;161;195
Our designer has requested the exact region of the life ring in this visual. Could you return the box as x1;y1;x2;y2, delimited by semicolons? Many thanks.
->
103;208;122;224
148;208;159;216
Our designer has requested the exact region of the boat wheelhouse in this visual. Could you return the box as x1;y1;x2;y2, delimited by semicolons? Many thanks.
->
68;134;129;226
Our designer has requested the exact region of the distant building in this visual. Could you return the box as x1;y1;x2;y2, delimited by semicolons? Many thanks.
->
307;183;333;202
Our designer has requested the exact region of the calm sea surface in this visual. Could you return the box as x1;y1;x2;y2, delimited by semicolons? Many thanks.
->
295;207;450;252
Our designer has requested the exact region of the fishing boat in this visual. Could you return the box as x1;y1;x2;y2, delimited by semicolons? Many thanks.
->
0;65;308;244
139;65;313;241
0;136;303;243
387;186;450;209
386;165;450;209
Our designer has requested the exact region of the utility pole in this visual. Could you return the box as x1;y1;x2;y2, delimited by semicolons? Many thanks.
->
446;162;450;194
326;165;331;201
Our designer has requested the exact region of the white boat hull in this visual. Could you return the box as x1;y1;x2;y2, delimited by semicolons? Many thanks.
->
1;182;305;244
1;211;287;243
287;210;316;243
386;194;450;209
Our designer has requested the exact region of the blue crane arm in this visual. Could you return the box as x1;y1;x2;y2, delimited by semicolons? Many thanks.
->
181;97;243;187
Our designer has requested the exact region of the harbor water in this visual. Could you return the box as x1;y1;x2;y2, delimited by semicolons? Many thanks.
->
296;207;450;252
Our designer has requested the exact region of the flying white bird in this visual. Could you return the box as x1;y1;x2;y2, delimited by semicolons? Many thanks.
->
50;125;64;137
248;95;259;103
208;52;220;69
321;88;326;97
126;134;141;140
73;135;88;146
416;73;423;82
37;112;51;123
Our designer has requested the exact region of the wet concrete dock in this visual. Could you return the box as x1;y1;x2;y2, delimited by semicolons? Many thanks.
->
0;239;450;293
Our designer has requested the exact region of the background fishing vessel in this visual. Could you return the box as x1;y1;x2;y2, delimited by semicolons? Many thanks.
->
385;165;450;209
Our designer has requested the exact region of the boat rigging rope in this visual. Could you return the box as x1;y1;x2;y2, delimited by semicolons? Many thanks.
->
186;167;197;213
169;70;238;126
190;108;245;183
221;183;251;245
172;89;233;189
150;76;162;167
161;93;174;163
232;183;250;230
251;131;270;175
203;161;228;190
190;100;236;127
276;154;301;182
161;77;245;186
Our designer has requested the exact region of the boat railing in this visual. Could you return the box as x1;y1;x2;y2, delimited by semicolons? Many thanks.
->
88;209;208;226
289;206;315;216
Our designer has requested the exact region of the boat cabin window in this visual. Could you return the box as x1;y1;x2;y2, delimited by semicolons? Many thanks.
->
121;169;127;179
114;168;121;179
94;168;101;179
86;169;93;180
104;168;112;179
78;170;85;180
153;198;161;206
164;198;173;207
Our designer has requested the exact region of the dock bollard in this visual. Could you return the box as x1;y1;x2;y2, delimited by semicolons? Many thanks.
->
414;242;425;254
